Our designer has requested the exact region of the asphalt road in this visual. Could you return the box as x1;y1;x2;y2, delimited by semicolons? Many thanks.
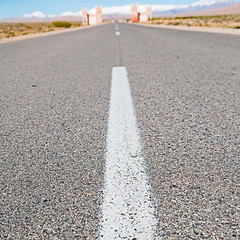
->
1;23;239;239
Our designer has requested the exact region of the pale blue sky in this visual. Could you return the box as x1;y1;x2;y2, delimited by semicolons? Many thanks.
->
0;0;201;18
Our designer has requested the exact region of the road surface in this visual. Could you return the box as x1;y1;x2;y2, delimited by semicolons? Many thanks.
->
0;23;239;239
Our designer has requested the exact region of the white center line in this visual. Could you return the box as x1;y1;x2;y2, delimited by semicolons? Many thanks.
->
115;31;120;36
115;21;118;30
100;67;159;239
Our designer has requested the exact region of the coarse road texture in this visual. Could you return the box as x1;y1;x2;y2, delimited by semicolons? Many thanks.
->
1;24;115;239
1;23;239;239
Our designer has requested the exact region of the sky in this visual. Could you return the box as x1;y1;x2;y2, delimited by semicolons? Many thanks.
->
0;0;238;19
0;0;204;19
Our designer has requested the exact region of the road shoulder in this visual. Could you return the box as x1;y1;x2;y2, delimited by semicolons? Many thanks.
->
0;23;108;44
132;22;240;35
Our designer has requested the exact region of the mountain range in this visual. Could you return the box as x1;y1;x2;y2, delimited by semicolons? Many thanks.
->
152;0;238;16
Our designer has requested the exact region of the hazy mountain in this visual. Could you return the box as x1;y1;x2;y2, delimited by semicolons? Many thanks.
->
0;18;50;23
153;0;238;16
50;16;81;22
171;3;240;17
0;17;81;23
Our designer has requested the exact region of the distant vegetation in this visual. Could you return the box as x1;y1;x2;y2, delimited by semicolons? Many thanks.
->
52;21;71;28
149;14;240;29
0;21;82;39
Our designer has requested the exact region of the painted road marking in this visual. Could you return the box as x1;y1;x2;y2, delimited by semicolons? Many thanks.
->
115;31;120;36
100;67;158;239
115;21;118;30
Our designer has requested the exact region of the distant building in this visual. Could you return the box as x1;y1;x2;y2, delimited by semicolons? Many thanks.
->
131;4;152;23
82;9;89;25
82;6;103;25
131;4;139;23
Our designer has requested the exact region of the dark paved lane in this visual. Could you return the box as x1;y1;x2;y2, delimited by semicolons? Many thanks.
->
1;22;239;239
119;23;240;239
0;24;116;239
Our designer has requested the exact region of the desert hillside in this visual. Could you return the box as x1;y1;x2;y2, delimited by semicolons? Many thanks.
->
175;3;240;17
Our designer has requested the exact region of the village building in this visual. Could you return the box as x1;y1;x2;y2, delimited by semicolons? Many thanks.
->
82;9;89;25
131;5;152;23
82;6;103;25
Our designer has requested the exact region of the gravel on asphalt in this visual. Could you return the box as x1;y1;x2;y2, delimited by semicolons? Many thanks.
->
120;23;240;239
